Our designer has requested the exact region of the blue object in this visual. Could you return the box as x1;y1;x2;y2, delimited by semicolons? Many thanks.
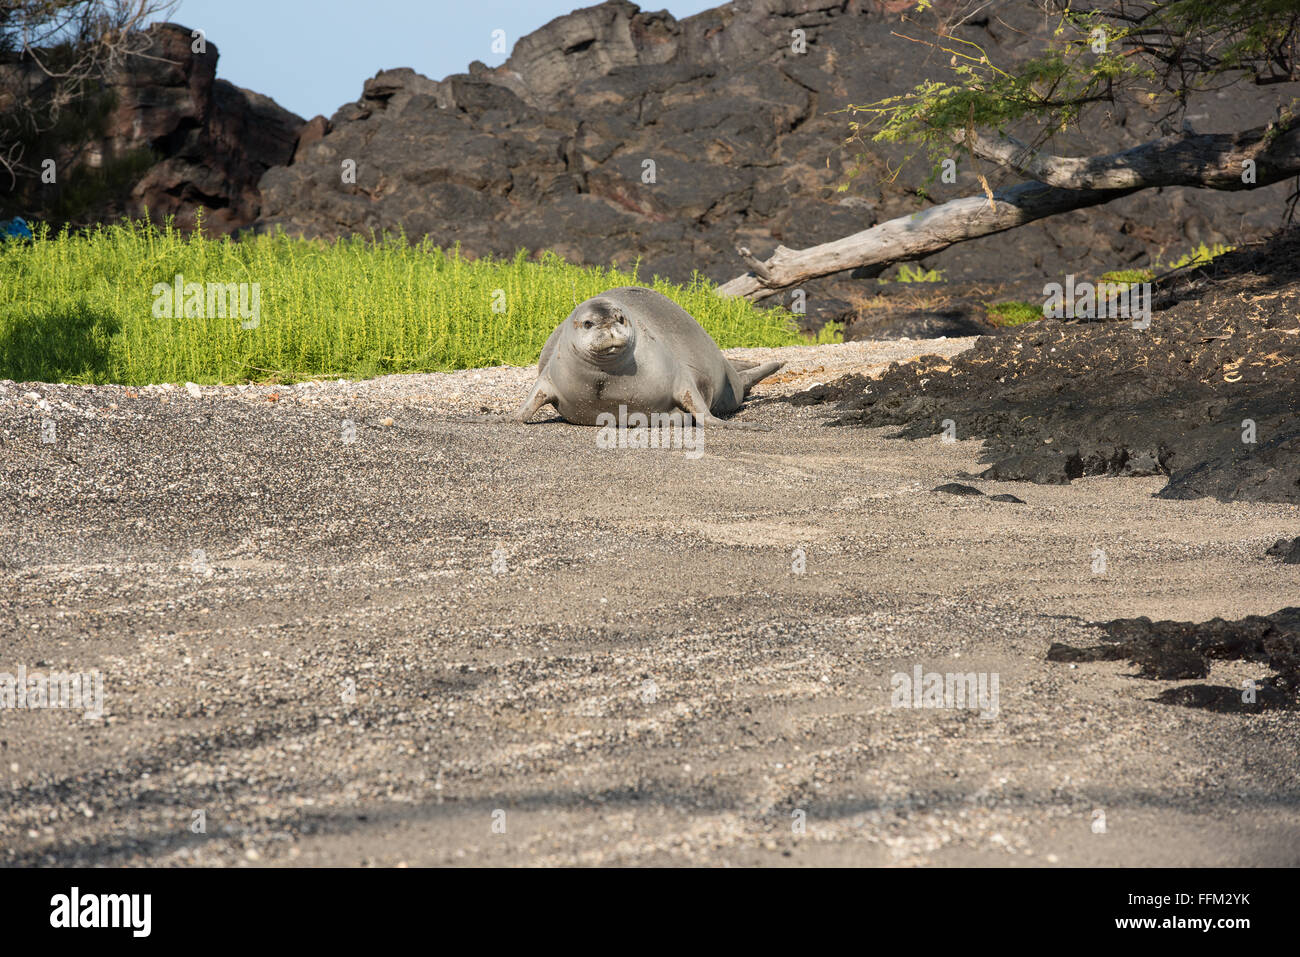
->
1;217;32;240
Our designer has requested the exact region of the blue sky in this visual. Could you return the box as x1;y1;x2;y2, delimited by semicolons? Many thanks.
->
165;1;722;120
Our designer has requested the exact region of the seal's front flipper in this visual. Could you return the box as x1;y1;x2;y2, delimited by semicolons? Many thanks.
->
676;384;771;431
733;360;785;396
512;379;556;423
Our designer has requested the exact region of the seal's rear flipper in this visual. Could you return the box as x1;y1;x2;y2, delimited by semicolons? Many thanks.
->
734;360;784;395
676;383;772;431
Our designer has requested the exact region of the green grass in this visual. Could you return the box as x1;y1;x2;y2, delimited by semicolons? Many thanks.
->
985;300;1044;327
1100;243;1236;285
1099;268;1155;284
885;263;945;283
1161;241;1234;271
996;243;1239;328
0;220;804;385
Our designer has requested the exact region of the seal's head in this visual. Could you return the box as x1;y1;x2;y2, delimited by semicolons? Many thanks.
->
568;297;636;364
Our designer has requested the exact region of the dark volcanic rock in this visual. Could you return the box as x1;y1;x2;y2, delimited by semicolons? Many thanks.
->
932;482;984;497
1048;608;1300;712
850;308;998;341
9;23;303;234
980;451;1085;486
788;384;833;407
126;62;305;233
1265;537;1300;564
252;0;1292;318
798;229;1300;503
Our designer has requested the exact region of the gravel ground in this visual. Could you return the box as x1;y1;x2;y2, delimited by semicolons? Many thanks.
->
2;337;1298;867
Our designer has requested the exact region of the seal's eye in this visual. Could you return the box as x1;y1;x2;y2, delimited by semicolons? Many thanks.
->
617;316;627;325
582;320;593;329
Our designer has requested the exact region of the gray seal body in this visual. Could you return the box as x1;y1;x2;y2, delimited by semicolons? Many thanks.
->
512;286;783;429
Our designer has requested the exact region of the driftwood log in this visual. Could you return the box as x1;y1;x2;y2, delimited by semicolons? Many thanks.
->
717;119;1300;301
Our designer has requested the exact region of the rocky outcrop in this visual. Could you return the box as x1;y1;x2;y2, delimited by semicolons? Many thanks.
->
112;24;304;233
254;0;1290;328
5;22;303;233
9;3;1288;327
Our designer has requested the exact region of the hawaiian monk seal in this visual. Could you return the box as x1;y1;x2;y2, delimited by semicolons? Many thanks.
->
512;286;784;429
